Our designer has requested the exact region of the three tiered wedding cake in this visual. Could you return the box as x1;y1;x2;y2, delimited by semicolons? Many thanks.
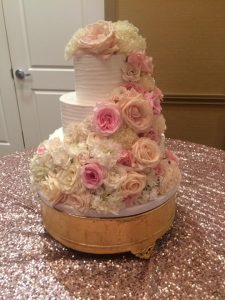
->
31;20;181;217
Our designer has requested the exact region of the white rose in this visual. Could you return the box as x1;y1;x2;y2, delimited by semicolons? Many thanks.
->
56;164;84;194
40;176;64;206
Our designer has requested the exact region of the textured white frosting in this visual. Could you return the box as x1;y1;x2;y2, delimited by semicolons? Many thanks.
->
74;54;125;105
60;92;93;129
60;54;125;128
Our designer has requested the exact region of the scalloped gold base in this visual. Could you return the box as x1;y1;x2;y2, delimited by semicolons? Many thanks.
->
41;195;176;259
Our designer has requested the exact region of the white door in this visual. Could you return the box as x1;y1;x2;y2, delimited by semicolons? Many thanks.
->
0;2;24;155
2;0;104;148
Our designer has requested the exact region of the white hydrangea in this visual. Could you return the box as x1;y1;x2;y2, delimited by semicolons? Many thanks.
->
66;142;90;165
113;20;146;54
64;27;87;60
89;138;122;168
146;170;159;189
159;160;181;194
103;165;127;192
137;187;159;204
91;191;123;214
30;155;51;186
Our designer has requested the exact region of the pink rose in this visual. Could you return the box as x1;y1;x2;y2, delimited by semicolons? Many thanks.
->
36;144;46;155
81;162;105;189
92;103;122;136
79;21;118;57
127;52;154;74
140;128;161;144
122;82;146;94
120;95;153;133
121;63;141;82
117;150;133;167
123;195;137;208
166;149;179;163
153;163;166;176
144;88;163;114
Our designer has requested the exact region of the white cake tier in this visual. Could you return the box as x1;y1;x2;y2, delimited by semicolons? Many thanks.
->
74;54;125;105
60;92;94;129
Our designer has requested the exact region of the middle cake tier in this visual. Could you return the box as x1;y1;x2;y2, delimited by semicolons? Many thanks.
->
60;92;94;128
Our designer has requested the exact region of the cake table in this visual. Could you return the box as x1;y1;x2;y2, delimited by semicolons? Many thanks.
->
0;139;224;299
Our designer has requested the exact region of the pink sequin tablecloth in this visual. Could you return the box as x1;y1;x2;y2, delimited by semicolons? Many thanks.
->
0;139;225;300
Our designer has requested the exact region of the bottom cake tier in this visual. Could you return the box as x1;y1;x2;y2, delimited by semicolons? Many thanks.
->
41;193;176;259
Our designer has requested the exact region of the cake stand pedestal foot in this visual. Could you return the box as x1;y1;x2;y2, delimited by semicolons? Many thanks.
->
131;243;155;259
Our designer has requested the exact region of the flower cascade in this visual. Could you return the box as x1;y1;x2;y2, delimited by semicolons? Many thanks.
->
31;20;181;215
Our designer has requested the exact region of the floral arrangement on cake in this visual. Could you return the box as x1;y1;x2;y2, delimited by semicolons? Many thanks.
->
30;20;181;215
65;20;146;60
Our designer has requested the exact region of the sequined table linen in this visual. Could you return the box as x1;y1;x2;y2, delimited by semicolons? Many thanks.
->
0;140;224;299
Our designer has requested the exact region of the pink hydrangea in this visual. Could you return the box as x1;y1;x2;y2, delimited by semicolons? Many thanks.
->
92;103;122;136
127;52;154;74
81;162;105;189
153;163;165;176
123;195;137;208
144;87;163;114
36;144;47;155
166;149;179;163
117;150;133;167
140;128;161;144
122;82;146;94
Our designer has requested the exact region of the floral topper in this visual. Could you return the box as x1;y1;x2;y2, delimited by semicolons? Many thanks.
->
65;20;146;60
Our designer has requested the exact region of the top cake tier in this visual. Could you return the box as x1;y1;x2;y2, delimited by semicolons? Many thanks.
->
65;20;148;104
74;54;125;105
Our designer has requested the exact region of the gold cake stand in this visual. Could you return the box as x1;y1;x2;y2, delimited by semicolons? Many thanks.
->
41;195;176;259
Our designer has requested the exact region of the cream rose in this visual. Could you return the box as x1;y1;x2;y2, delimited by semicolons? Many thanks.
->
120;95;153;133
121;171;146;197
132;138;161;169
56;191;91;214
78;21;119;57
40;177;64;206
121;63;141;82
